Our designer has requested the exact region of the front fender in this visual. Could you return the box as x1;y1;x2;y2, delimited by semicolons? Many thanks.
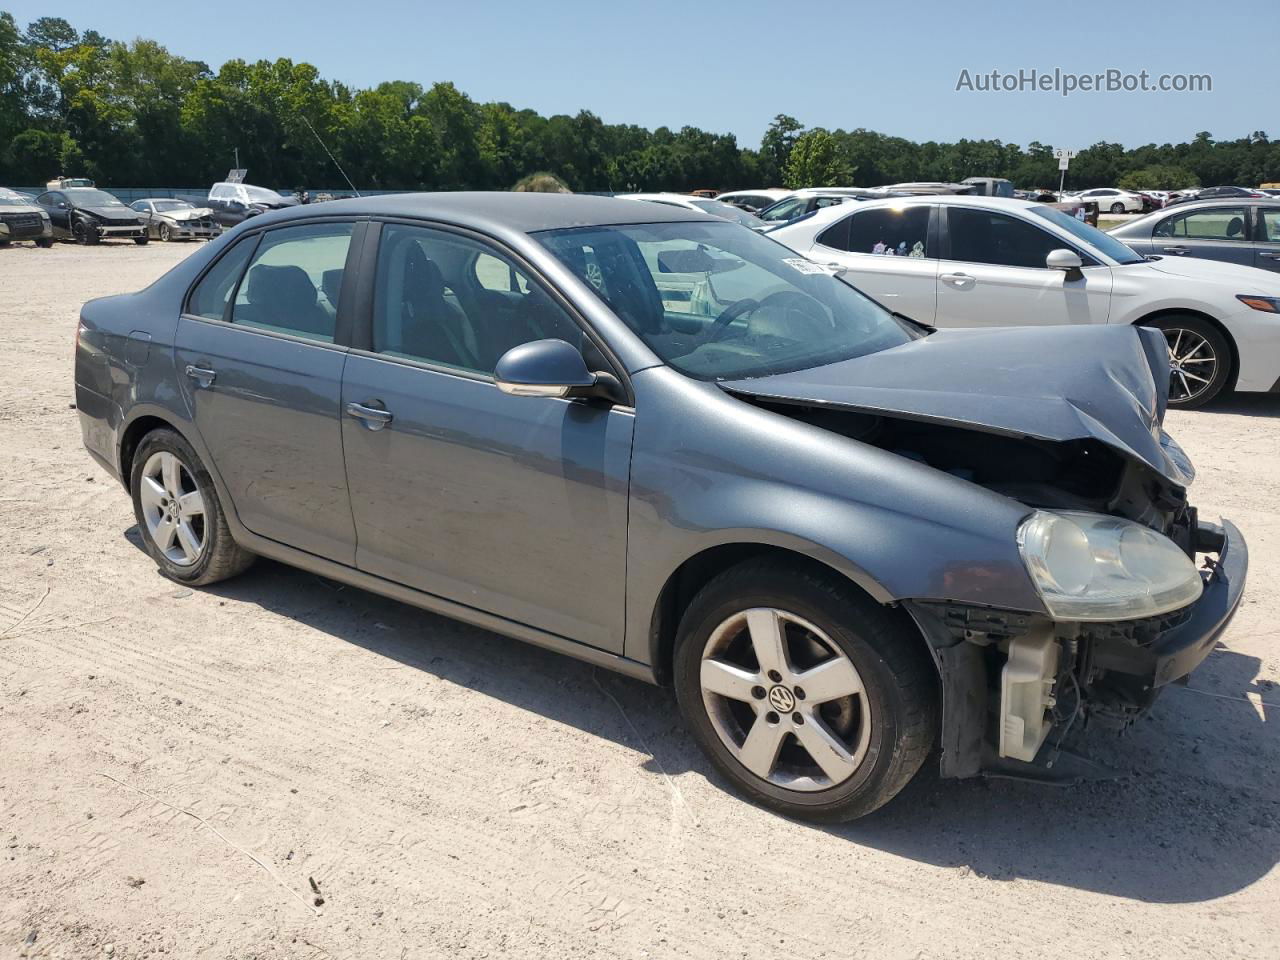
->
621;368;1046;665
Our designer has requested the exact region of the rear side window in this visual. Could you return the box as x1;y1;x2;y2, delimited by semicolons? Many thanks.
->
231;223;353;342
946;208;1062;269
1261;210;1280;242
186;239;257;321
1154;208;1248;241
820;206;931;258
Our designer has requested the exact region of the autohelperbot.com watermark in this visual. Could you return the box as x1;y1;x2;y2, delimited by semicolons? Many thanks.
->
955;68;1212;97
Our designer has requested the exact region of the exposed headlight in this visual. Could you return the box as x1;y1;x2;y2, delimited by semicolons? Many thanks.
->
1159;429;1195;486
1236;295;1280;313
1018;510;1202;621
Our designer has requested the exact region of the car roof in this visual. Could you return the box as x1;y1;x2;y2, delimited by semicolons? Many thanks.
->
770;193;1050;233
260;192;717;233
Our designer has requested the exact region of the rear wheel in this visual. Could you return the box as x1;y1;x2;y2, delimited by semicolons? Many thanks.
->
1110;202;1126;214
130;429;254;585
1147;315;1232;408
133;236;149;245
674;559;937;822
35;237;53;248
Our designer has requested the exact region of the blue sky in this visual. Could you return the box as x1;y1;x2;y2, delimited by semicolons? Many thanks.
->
6;0;1268;150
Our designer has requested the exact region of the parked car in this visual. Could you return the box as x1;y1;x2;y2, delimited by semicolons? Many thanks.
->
1259;188;1280;198
36;187;147;244
0;187;54;247
1108;199;1280;275
714;188;791;213
130;199;222;242
756;191;860;227
768;195;1280;407
1065;188;1146;214
205;181;298;226
75;193;1245;821
1193;186;1266;201
619;193;764;229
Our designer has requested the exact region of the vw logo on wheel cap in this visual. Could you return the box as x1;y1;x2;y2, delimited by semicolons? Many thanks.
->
768;685;796;713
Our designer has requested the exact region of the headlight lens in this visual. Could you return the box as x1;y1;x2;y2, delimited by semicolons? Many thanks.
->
1018;510;1202;621
1236;295;1280;313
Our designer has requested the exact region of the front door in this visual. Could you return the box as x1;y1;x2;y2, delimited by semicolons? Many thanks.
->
935;206;1112;328
340;222;633;651
38;191;70;236
174;221;360;563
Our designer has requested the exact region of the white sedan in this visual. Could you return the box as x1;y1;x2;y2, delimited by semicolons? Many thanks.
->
1066;188;1147;213
617;193;764;228
768;195;1280;407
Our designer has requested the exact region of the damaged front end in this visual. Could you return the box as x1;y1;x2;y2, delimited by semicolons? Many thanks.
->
721;323;1248;782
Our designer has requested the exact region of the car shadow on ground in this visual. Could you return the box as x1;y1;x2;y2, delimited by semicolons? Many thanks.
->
1202;393;1280;416
133;537;1278;906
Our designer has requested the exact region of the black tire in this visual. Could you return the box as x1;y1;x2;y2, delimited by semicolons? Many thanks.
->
1145;314;1232;408
158;223;171;242
0;239;9;247
73;219;99;245
35;238;54;248
673;558;937;822
133;236;149;245
129;428;254;586
1110;202;1126;214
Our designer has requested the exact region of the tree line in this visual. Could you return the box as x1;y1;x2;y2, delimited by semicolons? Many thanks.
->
2;12;1277;193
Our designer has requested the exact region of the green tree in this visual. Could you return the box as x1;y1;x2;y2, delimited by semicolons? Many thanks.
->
783;129;853;188
759;113;802;184
1118;165;1200;190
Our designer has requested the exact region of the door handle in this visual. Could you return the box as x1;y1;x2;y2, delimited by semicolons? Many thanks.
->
346;401;393;430
184;364;216;387
1161;245;1190;254
940;272;975;287
1260;252;1280;261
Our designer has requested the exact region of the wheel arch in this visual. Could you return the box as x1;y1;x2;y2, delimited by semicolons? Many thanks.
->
646;542;924;687
118;411;195;492
1133;307;1239;389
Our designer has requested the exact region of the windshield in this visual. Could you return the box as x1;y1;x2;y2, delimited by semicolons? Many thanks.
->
0;190;32;207
1030;205;1147;265
536;220;917;381
66;189;126;207
690;199;763;228
153;200;193;212
757;197;808;222
243;184;284;204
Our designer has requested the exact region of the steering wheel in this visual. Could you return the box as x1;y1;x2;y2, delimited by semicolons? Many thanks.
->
703;298;760;343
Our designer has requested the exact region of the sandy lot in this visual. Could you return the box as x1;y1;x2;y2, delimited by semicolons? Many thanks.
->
1;240;1277;960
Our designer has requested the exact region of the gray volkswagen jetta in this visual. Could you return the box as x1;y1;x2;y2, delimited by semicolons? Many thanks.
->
75;193;1247;821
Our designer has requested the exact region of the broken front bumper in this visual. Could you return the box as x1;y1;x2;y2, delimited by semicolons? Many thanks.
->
906;518;1248;781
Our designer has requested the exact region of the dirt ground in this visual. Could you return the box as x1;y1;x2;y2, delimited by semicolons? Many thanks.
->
1;240;1277;960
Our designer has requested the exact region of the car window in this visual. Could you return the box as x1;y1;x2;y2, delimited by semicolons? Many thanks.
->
757;197;808;222
210;185;231;199
230;223;353;342
1154;208;1248;241
186;238;259;321
130;201;148;212
814;197;847;209
820;206;931;258
372;223;585;375
1261;210;1280;243
947;208;1068;269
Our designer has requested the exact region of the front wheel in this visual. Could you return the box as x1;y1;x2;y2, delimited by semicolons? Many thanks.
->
130;429;254;585
158;223;171;242
72;220;99;245
133;236;149;245
1110;202;1126;214
674;559;938;822
35;237;54;248
1148;315;1232;408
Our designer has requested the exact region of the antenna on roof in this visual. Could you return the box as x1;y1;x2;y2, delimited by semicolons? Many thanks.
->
299;116;361;198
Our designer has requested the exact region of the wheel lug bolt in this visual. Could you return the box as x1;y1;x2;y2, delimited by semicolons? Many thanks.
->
751;686;766;700
794;687;806;700
765;711;779;724
767;670;782;683
792;712;803;724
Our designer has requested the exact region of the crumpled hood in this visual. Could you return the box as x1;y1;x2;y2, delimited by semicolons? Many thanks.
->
162;206;214;221
1136;255;1280;293
720;324;1193;486
79;205;139;221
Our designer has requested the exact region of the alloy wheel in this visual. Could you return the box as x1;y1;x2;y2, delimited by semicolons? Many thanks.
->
699;607;871;791
159;223;171;241
1163;327;1217;404
138;451;207;566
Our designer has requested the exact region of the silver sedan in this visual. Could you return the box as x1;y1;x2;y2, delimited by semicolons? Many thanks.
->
129;199;222;241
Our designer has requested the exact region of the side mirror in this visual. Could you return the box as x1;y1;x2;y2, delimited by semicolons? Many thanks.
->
495;339;597;398
1046;248;1083;273
57;202;69;210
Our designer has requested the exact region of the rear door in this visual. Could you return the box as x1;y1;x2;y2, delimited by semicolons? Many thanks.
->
1253;207;1280;272
1151;205;1253;266
174;220;362;562
807;204;939;323
935;206;1112;328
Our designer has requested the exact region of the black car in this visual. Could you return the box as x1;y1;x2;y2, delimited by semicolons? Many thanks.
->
0;188;54;247
37;187;148;244
204;181;298;226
